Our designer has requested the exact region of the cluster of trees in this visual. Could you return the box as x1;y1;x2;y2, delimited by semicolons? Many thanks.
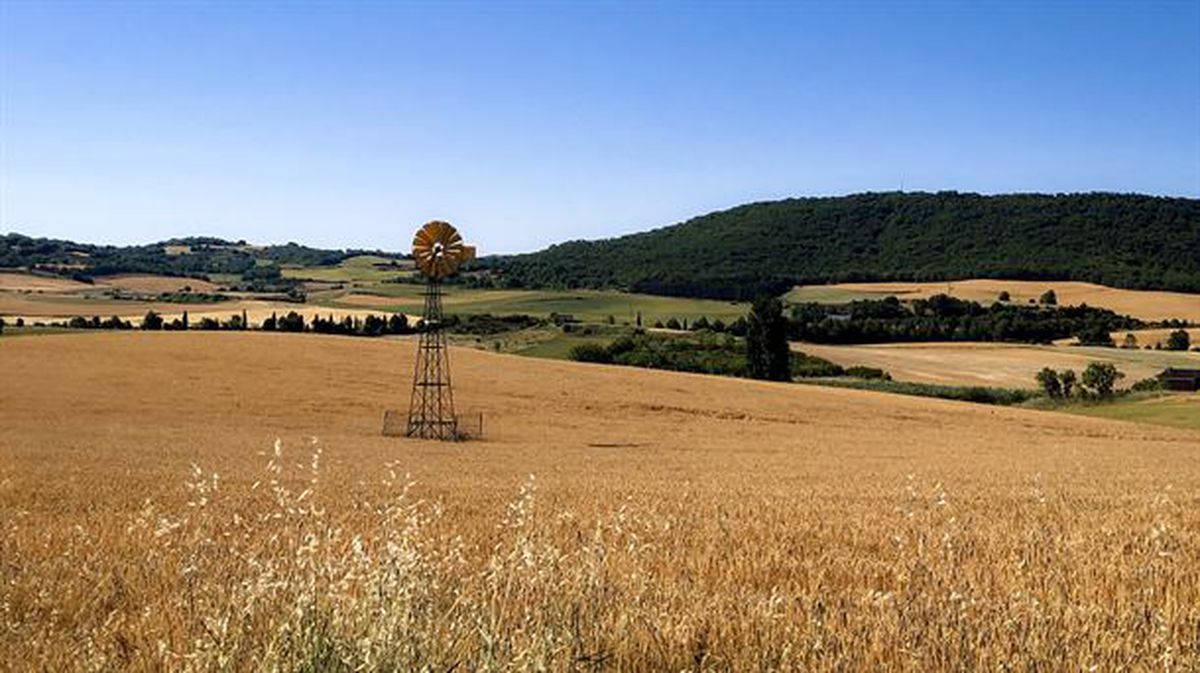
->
1165;329;1192;351
568;330;846;380
569;298;890;382
487;192;1200;298
1035;363;1133;399
258;311;413;336
441;313;543;335
305;313;409;336
140;310;250;331
787;295;1142;345
1113;326;1190;352
653;315;746;335
745;296;791;381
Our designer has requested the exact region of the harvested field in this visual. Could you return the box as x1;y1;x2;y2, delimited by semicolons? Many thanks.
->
0;271;91;292
787;279;1200;322
1098;326;1200;349
796;341;1200;389
0;292;230;319
93;274;220;293
3;332;1199;670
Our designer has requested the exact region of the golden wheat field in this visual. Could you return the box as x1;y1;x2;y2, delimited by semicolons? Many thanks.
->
2;332;1199;670
796;341;1200;390
0;272;93;293
1100;327;1200;350
787;279;1200;323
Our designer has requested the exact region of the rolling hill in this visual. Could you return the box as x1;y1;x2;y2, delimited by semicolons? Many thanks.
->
492;192;1200;299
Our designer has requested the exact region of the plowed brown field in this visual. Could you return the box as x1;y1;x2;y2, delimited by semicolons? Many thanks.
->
3;333;1199;670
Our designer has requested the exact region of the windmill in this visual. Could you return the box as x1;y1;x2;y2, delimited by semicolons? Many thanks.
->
403;220;476;440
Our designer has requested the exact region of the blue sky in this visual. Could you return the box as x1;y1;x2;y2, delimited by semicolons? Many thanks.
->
2;1;1197;254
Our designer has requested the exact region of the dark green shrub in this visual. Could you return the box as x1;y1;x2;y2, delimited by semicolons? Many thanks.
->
568;343;612;364
1036;368;1062;398
1129;377;1162;393
1082;362;1124;397
1165;329;1191;351
845;366;890;380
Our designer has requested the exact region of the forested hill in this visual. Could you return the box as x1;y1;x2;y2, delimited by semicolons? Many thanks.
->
492;192;1200;299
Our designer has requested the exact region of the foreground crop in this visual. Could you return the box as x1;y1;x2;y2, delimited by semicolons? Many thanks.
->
4;440;1197;671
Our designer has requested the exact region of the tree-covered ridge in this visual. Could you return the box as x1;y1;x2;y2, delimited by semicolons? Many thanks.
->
491;192;1200;298
0;233;403;280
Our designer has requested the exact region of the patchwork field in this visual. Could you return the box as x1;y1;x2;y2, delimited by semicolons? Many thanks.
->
281;254;414;283
0;268;745;327
1096;326;1200;349
795;341;1200;389
787;279;1200;322
2;332;1199;669
329;285;748;324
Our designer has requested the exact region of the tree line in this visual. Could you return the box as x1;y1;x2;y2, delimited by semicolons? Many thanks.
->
23;310;415;338
787;295;1144;345
20;310;544;339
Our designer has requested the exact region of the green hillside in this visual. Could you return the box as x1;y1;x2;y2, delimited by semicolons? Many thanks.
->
491;192;1200;299
0;234;403;282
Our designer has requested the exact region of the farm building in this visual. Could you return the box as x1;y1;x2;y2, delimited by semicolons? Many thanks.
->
1158;368;1200;392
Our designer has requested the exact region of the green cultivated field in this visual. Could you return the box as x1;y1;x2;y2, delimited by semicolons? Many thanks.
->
1067;393;1200;430
282;255;413;283
516;333;614;360
784;285;900;304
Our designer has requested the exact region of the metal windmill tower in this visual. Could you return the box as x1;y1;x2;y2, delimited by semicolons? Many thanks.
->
404;220;475;440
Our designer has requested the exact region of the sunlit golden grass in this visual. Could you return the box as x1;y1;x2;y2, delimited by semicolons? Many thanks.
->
2;332;1198;670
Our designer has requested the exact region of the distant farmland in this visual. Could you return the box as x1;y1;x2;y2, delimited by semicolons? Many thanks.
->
787;279;1200;323
2;332;1198;669
795;341;1200;390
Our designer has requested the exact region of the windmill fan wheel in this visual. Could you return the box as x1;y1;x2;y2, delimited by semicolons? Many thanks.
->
412;220;473;280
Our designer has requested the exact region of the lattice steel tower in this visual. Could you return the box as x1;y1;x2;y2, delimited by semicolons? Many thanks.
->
405;221;475;440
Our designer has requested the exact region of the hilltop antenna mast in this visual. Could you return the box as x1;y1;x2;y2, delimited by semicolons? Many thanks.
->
403;220;476;440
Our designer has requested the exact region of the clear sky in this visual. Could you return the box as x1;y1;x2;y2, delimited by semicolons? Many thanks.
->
2;1;1197;254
